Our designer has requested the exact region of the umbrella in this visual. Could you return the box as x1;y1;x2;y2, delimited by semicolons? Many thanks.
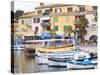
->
56;34;62;39
39;33;52;39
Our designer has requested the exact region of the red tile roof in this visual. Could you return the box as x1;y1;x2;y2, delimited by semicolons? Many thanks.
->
18;12;41;19
35;4;74;9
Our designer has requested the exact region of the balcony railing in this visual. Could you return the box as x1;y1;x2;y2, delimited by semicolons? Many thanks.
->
43;12;50;16
42;9;52;16
41;21;51;26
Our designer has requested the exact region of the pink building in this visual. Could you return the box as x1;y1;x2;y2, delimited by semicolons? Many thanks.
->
31;16;43;34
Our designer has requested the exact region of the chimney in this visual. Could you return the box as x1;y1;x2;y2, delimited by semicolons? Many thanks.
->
40;3;44;6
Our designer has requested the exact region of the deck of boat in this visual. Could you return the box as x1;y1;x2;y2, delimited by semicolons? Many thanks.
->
36;46;75;52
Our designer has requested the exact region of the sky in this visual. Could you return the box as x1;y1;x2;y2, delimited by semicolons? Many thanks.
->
13;1;52;12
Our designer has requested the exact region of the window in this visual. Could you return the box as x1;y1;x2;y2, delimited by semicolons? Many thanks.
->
93;6;97;10
75;16;80;22
35;27;38;32
22;20;24;24
36;27;38;30
92;24;97;31
68;7;73;12
34;18;40;23
79;7;85;12
54;26;58;31
64;26;68;32
55;8;62;13
43;9;51;15
55;9;57;13
37;18;40;23
34;18;36;23
37;10;42;14
47;27;50;31
54;17;58;22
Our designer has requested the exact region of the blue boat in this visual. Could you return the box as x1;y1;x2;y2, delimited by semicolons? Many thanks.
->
67;59;97;69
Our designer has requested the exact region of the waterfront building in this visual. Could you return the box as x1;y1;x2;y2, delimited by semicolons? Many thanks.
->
85;8;97;43
18;3;97;43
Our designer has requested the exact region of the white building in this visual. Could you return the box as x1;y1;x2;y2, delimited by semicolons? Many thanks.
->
84;12;97;42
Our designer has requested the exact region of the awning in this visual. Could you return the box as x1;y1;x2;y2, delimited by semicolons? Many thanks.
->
39;33;62;39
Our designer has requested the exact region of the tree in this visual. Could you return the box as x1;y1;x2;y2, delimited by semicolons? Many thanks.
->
68;26;73;33
76;16;88;35
49;29;56;38
64;26;73;39
14;10;24;21
49;29;56;48
94;12;97;22
75;16;88;43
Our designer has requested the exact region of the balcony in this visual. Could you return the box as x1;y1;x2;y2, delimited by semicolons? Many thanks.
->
42;9;52;16
41;21;51;26
43;12;50;16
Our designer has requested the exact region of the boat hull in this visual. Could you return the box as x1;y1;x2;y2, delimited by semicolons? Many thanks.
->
48;58;67;67
67;61;96;69
36;56;48;65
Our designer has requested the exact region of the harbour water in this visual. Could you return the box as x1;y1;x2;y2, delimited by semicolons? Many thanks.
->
13;46;97;73
14;50;68;73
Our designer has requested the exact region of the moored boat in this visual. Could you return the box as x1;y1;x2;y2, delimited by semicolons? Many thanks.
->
36;51;48;65
67;59;97;69
48;58;67;67
36;55;48;65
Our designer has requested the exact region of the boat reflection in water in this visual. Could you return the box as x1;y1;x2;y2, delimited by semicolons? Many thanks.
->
14;50;69;73
13;47;97;73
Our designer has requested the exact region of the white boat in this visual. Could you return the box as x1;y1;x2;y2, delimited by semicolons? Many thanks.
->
73;51;91;60
47;49;75;60
67;59;97;69
36;52;48;65
47;54;74;61
36;56;48;65
48;58;67;67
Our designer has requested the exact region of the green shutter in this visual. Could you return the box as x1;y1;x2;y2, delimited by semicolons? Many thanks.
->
64;25;73;32
54;26;58;31
54;17;58;22
64;26;68;32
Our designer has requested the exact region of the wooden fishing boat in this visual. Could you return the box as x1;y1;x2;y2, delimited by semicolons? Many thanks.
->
67;59;97;69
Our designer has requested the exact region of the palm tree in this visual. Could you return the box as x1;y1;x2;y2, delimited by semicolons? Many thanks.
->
64;26;73;39
75;16;88;43
94;12;97;22
49;29;56;48
64;26;73;46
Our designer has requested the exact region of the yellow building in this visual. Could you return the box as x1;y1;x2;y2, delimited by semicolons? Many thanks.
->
35;3;95;34
18;3;96;35
12;22;33;37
